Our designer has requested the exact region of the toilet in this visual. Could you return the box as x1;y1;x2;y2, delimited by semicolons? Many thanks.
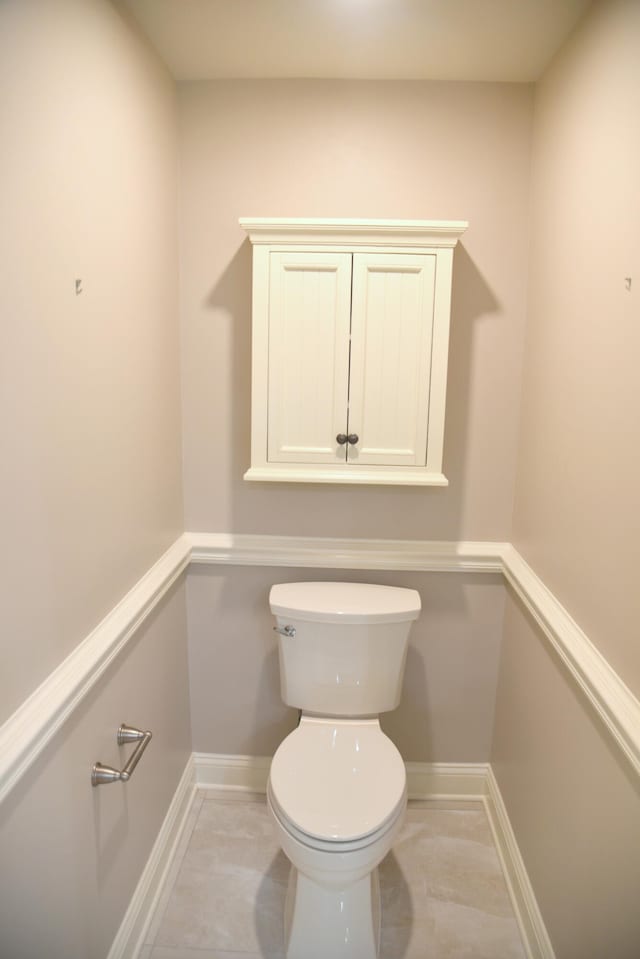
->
267;581;421;959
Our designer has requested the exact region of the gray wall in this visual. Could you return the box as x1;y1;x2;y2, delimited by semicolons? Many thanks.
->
187;566;505;762
0;582;191;959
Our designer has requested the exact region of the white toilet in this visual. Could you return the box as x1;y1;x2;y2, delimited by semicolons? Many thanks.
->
267;581;421;959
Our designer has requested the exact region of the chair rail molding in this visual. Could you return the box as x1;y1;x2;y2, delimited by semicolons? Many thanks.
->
501;545;640;779
185;531;506;573
187;532;640;777
1;531;639;806
0;536;191;805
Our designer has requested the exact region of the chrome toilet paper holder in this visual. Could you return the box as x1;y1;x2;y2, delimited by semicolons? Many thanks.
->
91;723;152;787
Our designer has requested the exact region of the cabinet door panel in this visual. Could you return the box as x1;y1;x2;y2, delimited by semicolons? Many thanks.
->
349;253;436;466
267;252;352;464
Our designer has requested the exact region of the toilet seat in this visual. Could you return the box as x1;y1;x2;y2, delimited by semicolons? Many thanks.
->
268;717;406;849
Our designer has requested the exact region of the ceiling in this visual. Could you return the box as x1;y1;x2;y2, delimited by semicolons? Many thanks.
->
120;0;592;83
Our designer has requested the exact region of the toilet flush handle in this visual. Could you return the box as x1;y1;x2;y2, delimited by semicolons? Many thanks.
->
273;625;296;638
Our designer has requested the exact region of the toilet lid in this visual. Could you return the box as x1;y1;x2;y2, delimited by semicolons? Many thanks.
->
269;718;406;843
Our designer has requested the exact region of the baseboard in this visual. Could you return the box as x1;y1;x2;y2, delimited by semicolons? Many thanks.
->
107;756;196;959
405;760;489;800
484;766;555;959
193;751;273;792
192;753;491;800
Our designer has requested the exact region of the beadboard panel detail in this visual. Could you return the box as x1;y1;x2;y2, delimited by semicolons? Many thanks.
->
1;532;639;807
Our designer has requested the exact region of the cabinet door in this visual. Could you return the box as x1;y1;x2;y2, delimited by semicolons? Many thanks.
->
349;253;436;467
267;252;352;464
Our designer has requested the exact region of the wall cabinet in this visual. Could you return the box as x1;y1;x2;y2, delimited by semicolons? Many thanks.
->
240;218;467;486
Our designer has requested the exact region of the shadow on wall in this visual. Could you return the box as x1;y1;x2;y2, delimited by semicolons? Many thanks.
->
383;643;433;760
205;236;252;509
445;244;501;496
204;237;501;541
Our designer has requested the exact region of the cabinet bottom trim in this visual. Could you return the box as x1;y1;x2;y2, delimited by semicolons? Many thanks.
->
243;466;449;486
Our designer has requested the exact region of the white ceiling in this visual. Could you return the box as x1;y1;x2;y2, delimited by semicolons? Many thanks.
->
121;0;591;83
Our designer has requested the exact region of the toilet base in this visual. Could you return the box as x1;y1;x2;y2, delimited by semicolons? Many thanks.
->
284;865;381;959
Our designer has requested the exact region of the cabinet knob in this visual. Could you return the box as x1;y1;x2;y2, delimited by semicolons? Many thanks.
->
347;433;359;445
336;433;348;445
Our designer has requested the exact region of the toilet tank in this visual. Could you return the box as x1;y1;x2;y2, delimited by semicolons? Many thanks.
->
269;582;421;717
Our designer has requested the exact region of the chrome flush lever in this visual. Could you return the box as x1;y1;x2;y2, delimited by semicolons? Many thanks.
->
273;625;296;638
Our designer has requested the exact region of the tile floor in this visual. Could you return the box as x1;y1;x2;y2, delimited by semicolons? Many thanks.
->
139;790;527;959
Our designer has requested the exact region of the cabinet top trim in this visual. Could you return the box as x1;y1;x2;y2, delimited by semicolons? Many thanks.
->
239;217;468;248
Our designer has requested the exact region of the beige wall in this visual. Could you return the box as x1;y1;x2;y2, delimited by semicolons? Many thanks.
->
179;80;533;772
0;3;190;957
188;566;505;762
3;3;638;957
493;3;640;957
511;0;640;697
178;79;533;541
0;581;191;959
0;0;184;722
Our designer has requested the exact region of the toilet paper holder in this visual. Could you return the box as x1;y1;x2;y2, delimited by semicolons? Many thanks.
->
92;723;152;787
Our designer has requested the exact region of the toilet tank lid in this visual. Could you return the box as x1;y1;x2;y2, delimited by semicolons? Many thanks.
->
269;582;421;624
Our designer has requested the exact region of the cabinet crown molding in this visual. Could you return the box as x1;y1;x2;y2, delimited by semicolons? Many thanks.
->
239;217;468;248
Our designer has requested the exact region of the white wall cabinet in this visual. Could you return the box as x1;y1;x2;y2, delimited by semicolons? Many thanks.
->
240;218;468;486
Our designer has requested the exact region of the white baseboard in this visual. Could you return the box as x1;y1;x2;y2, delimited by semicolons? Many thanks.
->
107;756;196;959
484;766;555;959
405;760;489;800
192;753;491;800
193;751;273;792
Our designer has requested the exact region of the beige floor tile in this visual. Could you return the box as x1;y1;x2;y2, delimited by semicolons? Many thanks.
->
199;788;267;804
148;792;525;959
380;918;436;959
144;790;206;945
428;898;526;959
155;864;286;953
151;948;281;959
408;799;484;812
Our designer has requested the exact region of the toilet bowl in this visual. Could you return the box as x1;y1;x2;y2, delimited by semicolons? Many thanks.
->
268;581;420;959
268;716;407;959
